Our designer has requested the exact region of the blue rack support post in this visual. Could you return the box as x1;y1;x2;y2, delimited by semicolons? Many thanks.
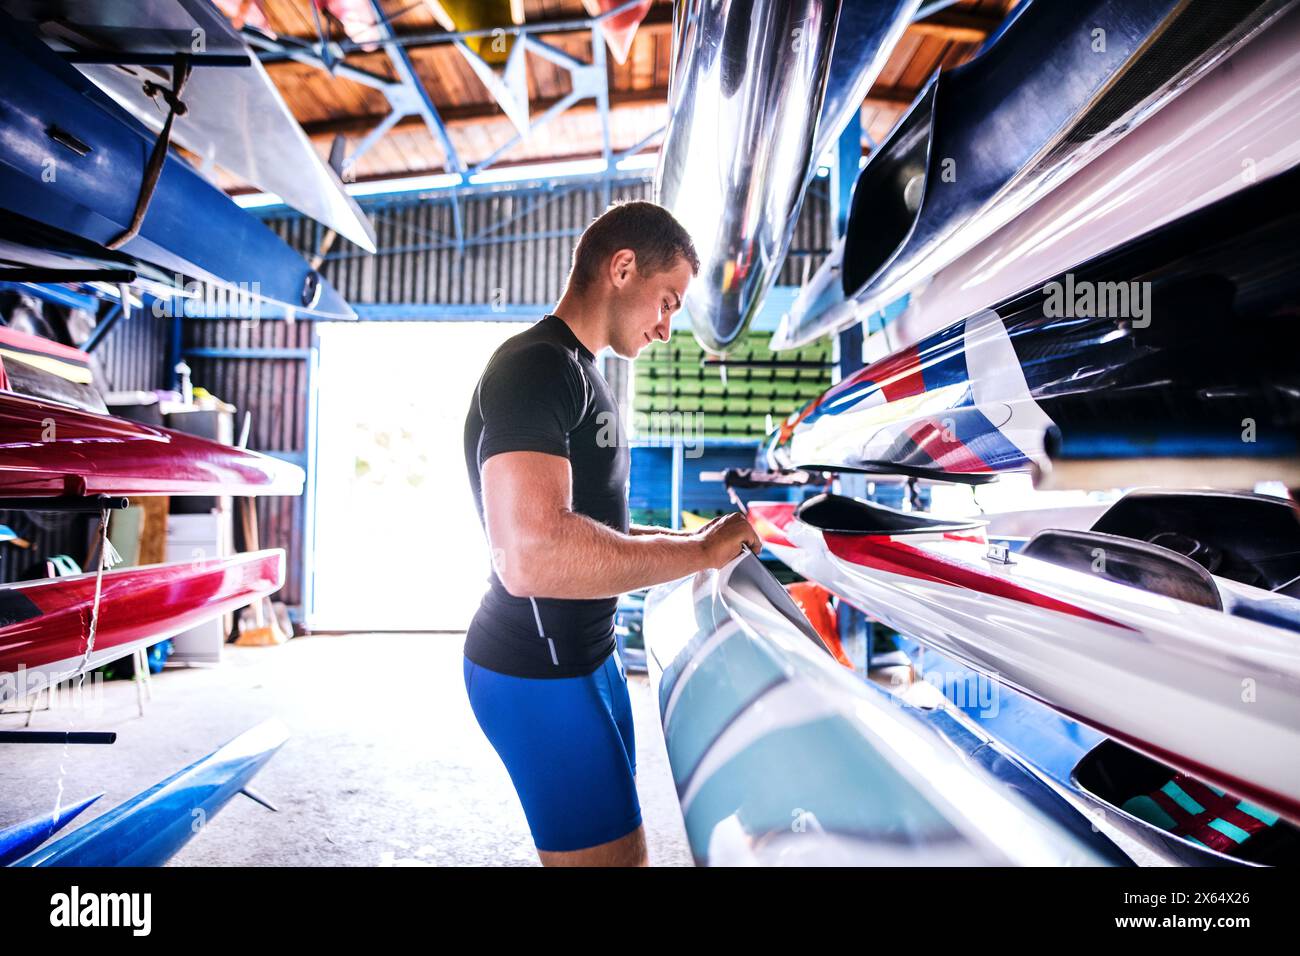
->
830;111;871;672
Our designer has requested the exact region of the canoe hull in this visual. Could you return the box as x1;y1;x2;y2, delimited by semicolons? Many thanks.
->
765;168;1300;483
15;719;289;866
862;4;1300;355
749;497;1300;824
0;391;305;498
0;550;285;703
774;0;1291;348
656;0;840;353
645;550;1124;865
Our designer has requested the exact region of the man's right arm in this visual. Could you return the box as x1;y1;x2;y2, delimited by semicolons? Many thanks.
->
482;450;759;600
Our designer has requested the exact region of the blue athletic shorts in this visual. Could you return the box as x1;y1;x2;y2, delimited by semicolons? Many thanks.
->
463;651;641;853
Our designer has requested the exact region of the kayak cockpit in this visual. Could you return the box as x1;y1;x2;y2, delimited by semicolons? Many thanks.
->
796;492;986;536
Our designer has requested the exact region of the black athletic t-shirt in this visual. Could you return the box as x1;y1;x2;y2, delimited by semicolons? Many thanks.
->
463;314;629;678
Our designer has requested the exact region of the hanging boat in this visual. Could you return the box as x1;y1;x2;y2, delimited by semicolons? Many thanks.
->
0;325;105;412
765;167;1300;486
804;2;1300;355
810;0;919;163
0;12;355;320
655;0;843;353
773;0;1293;349
0;550;285;703
0;390;305;498
643;549;1127;865
586;0;653;65
14;719;288;866
746;490;1300;826
6;0;376;252
890;636;1300;866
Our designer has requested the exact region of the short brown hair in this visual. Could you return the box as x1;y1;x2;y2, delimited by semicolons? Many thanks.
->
568;200;700;291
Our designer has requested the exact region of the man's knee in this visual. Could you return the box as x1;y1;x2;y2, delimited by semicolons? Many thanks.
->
538;826;647;867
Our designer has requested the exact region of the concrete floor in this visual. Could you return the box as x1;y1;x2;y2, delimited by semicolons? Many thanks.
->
0;634;694;867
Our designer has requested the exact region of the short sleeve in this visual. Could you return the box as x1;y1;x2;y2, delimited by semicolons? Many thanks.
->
477;342;588;466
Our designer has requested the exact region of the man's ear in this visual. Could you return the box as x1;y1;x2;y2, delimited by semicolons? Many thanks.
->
609;249;636;288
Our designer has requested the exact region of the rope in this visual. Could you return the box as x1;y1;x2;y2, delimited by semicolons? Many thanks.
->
49;507;119;830
73;507;120;677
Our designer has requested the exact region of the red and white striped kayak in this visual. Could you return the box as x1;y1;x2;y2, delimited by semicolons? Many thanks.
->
749;495;1300;824
0;550;285;701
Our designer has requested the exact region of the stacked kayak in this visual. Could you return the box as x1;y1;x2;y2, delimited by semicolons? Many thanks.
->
0;390;305;498
854;3;1300;355
644;549;1128;865
5;0;375;253
1;324;302;696
765;168;1300;486
0;10;355;319
0;550;286;703
747;491;1300;826
772;0;1292;349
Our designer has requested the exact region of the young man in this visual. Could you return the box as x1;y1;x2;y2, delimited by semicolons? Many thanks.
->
462;200;760;866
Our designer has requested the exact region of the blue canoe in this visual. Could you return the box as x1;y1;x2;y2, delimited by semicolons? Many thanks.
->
0;793;102;866
0;13;354;320
15;719;288;867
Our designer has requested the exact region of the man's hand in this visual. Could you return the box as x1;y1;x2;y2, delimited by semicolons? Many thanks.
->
695;512;762;569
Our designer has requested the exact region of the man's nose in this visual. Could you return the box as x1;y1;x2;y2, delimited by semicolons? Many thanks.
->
654;319;670;341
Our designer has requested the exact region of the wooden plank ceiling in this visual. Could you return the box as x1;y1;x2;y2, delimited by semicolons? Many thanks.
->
221;0;1020;191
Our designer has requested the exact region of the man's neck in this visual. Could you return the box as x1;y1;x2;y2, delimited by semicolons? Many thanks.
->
552;288;608;356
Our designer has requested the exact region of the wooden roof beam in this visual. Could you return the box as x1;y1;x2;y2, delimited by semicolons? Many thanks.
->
908;8;1001;44
297;80;917;141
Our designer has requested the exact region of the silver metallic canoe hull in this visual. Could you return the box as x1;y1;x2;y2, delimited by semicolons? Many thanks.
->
656;0;842;353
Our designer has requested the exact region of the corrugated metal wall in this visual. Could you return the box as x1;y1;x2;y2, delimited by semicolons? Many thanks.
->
1;310;171;585
93;309;172;394
182;319;312;608
263;175;832;306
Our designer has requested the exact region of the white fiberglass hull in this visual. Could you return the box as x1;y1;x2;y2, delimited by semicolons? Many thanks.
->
864;3;1300;357
748;499;1300;825
644;551;1124;865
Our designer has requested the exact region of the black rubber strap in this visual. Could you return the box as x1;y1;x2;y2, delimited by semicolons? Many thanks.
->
106;53;192;251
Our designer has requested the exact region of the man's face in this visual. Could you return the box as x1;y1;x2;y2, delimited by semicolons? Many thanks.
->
607;254;694;360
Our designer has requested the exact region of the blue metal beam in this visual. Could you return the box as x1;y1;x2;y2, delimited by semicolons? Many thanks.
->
833;111;864;378
183;347;313;359
246;3;634;188
367;0;464;174
0;281;101;314
351;303;549;321
82;302;123;353
241;29;392;89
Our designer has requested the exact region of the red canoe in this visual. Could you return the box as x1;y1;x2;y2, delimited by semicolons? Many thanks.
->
0;391;304;498
0;550;285;701
589;0;652;64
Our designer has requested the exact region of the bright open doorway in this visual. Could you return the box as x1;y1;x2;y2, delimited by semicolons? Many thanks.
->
310;321;526;631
